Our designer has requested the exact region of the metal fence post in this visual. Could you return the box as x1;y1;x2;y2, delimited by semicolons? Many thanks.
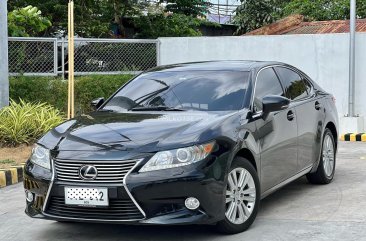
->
61;37;65;79
0;0;9;108
156;39;161;66
54;39;58;76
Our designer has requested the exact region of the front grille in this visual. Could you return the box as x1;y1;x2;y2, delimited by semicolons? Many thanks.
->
46;196;144;220
54;159;136;184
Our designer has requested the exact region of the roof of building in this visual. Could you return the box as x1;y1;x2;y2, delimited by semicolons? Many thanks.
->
245;15;366;35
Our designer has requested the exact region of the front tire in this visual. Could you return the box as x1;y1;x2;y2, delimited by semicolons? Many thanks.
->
216;157;260;234
306;128;336;184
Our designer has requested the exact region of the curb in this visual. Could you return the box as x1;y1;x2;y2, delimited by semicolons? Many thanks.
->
0;164;25;188
341;133;366;142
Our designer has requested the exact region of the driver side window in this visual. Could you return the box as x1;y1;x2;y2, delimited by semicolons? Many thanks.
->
254;68;285;112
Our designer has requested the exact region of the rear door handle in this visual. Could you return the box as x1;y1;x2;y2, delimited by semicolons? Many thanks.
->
315;101;321;110
287;110;295;121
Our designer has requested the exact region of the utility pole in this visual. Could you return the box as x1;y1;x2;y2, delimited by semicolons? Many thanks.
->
348;0;356;116
0;0;9;108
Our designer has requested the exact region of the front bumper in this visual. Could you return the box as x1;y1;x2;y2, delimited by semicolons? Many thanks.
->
23;151;230;225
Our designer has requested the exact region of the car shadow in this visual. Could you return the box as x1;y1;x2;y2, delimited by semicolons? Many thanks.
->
37;177;313;241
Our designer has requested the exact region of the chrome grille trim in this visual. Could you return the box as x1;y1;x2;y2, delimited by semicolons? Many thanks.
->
54;159;137;184
43;158;146;221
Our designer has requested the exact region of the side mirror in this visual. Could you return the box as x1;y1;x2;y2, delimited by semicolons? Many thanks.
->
262;95;290;113
91;97;105;110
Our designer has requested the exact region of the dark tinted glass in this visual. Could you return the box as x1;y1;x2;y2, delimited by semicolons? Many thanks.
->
104;71;250;112
275;67;308;101
304;78;313;94
254;68;284;112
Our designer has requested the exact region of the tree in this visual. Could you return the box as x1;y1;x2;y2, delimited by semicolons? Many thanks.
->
233;0;286;35
283;0;366;21
162;0;211;17
8;5;52;37
110;0;148;37
7;0;151;38
133;13;203;39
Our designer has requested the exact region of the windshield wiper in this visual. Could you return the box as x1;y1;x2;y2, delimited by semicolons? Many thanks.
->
97;109;115;113
130;106;186;111
128;86;169;110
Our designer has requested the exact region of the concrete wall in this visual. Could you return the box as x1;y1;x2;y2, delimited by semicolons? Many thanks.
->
158;34;366;132
0;0;9;108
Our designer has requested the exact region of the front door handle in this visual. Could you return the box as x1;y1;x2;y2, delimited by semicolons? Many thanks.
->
287;110;295;121
315;101;321;110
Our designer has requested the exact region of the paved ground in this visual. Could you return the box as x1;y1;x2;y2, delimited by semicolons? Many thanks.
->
1;142;366;241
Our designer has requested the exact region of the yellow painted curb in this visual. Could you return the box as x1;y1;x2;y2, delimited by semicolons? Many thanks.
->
0;164;25;188
341;133;366;142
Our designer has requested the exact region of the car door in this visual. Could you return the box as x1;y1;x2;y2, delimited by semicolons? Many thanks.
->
252;67;298;192
274;66;325;171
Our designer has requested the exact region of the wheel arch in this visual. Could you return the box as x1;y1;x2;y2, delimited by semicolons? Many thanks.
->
310;121;338;173
325;121;338;149
235;148;257;172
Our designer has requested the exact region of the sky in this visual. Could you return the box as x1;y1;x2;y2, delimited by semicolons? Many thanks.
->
208;0;240;16
209;0;240;6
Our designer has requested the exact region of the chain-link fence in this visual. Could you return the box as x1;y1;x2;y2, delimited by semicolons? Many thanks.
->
9;37;58;76
8;37;159;76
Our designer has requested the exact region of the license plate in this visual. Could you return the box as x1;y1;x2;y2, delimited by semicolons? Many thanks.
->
64;187;109;207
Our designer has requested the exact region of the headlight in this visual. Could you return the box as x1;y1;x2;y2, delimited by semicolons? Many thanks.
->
30;144;51;170
139;141;215;173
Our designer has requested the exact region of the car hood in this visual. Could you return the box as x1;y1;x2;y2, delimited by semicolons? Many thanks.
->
38;111;240;152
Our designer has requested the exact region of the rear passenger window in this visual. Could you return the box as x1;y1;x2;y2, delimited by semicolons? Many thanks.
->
275;67;308;101
253;68;284;112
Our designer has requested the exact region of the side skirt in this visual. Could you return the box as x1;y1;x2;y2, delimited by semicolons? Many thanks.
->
260;165;313;199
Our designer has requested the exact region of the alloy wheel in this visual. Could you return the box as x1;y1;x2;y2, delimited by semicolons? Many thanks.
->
322;134;335;177
225;167;256;225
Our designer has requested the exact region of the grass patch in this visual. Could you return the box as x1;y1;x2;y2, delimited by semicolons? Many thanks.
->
0;159;16;165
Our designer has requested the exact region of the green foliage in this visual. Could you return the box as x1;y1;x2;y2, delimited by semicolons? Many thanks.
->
8;0;112;37
8;5;52;37
9;75;133;115
0;160;16;165
74;75;133;113
283;0;366;21
134;13;205;39
0;100;64;146
233;0;286;35
234;0;366;34
7;0;150;38
162;0;211;17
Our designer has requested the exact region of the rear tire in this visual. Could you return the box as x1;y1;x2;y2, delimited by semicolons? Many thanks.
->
216;157;260;234
306;128;336;184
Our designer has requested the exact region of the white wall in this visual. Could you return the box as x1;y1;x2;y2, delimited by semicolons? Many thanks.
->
158;34;366;132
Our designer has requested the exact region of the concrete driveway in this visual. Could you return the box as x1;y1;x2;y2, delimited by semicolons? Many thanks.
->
1;142;365;241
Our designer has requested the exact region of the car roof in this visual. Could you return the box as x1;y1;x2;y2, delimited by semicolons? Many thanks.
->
147;60;288;73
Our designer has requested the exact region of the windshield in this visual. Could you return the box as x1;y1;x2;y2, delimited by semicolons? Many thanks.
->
103;70;250;112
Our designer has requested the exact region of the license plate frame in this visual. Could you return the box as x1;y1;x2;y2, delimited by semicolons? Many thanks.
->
64;187;109;207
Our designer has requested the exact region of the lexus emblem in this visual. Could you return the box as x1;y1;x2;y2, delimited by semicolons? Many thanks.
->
79;165;98;180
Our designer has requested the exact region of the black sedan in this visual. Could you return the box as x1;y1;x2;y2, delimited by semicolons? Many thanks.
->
23;61;338;234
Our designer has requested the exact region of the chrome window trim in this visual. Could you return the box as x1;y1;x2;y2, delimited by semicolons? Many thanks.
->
42;159;146;221
250;64;314;114
250;65;285;114
273;65;314;102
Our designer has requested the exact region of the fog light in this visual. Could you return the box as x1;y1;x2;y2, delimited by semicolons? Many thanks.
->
185;197;200;210
25;190;34;202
